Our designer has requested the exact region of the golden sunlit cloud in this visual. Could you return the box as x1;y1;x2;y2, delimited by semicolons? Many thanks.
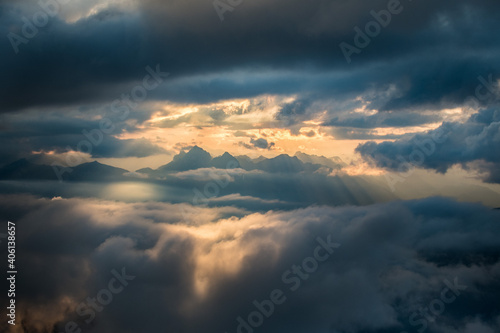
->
100;182;161;201
333;160;387;177
97;93;464;173
114;95;370;163
59;0;138;23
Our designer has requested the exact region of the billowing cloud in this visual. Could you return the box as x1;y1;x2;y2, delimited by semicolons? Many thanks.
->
1;0;500;114
356;108;500;183
1;195;500;333
0;109;168;165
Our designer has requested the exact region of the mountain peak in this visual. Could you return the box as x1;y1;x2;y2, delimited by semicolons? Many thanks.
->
294;151;345;169
211;152;240;169
6;158;30;166
254;154;305;173
184;146;211;157
189;145;203;151
185;145;211;157
158;146;212;172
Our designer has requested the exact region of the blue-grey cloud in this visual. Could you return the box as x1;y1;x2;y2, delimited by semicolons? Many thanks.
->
0;0;500;115
0;110;167;164
324;111;442;128
1;195;499;333
356;108;500;182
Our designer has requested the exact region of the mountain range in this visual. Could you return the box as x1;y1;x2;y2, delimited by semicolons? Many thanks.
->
0;146;344;181
137;146;344;177
2;147;499;208
0;158;128;181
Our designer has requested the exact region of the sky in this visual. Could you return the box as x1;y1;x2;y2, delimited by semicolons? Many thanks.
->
1;0;500;332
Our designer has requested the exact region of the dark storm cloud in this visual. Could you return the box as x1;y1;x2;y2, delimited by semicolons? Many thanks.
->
1;195;500;333
0;133;167;165
319;109;444;140
356;107;500;182
0;104;171;164
324;111;442;128
276;98;313;126
238;138;275;150
325;126;412;140
0;6;151;111
1;0;500;113
143;55;500;119
250;138;274;150
0;111;167;164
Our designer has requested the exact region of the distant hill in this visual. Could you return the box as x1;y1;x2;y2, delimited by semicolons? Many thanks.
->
294;152;345;169
68;161;128;181
0;159;128;182
252;155;268;163
0;158;57;180
234;153;342;173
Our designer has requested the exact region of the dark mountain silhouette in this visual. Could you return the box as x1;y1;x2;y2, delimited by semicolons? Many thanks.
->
136;146;213;177
158;146;212;172
0;159;57;180
135;167;155;174
211;152;240;169
254;154;313;173
234;155;256;170
0;159;128;181
137;148;241;177
0;147;345;181
253;155;268;163
135;146;344;177
234;154;330;173
68;161;128;181
294;152;345;169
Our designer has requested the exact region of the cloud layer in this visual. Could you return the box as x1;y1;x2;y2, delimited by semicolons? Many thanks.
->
1;0;500;113
357;108;500;183
1;195;500;333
